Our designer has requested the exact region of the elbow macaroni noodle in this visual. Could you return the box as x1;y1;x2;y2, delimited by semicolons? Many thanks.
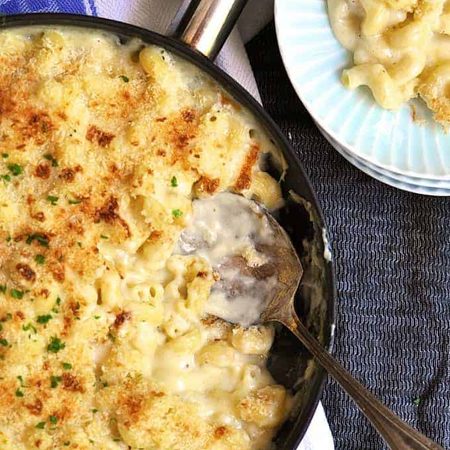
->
0;27;290;449
328;0;450;126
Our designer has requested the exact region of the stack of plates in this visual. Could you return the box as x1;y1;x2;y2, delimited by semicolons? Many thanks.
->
274;0;450;196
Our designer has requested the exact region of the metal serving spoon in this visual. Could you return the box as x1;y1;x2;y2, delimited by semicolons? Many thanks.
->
182;194;443;450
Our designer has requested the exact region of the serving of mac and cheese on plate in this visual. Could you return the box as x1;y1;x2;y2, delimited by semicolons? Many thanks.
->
275;0;450;193
329;0;450;127
0;27;293;449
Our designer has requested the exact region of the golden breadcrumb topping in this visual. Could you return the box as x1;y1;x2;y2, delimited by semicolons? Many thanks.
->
0;27;289;450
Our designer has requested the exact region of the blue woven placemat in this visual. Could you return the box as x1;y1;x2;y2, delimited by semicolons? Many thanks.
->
246;23;450;450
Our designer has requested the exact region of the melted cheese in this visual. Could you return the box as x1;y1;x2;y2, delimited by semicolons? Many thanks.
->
0;27;290;449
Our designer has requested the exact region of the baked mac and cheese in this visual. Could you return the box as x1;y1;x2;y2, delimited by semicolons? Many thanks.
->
328;0;450;126
0;27;291;449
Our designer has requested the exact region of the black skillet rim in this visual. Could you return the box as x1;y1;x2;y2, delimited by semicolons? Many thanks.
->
0;13;336;448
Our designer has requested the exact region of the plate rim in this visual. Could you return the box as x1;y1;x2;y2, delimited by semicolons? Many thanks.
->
274;0;450;182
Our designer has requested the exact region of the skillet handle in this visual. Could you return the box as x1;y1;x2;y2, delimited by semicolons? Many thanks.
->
169;0;248;60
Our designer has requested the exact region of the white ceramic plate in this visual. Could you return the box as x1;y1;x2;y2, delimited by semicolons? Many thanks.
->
274;0;450;194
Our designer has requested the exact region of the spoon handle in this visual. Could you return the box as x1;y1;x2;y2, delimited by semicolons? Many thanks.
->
287;314;443;450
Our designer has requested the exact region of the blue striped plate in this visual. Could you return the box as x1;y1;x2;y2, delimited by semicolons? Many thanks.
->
274;0;450;192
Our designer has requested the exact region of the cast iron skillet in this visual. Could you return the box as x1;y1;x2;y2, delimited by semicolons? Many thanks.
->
0;2;335;448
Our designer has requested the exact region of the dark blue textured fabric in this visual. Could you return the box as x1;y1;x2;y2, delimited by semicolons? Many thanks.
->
247;23;450;450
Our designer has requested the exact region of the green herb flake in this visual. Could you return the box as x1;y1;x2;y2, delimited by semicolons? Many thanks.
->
94;315;100;320
36;422;46;429
1;153;8;158
37;314;52;324
15;388;24;397
17;375;24;386
47;195;59;205
7;163;22;176
50;375;62;388
43;154;58;167
92;408;98;413
47;336;65;353
1;174;10;182
119;75;129;82
6;235;11;242
62;362;72;370
68;198;81;205
172;209;183;218
22;323;37;333
64;442;70;447
0;285;6;293
100;235;109;240
170;176;178;187
26;233;49;248
52;297;61;314
10;289;24;299
0;338;8;346
35;254;45;265
49;415;58;425
413;397;421;406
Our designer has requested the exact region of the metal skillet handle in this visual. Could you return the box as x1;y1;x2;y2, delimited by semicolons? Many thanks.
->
169;0;249;60
287;314;444;450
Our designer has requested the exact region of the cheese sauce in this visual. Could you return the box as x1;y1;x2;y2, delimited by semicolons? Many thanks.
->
177;193;278;326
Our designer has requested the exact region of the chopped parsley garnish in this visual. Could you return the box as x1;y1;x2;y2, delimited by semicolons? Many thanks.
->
7;163;23;176
43;154;58;167
100;235;109;239
6;235;11;242
47;195;59;205
92;408;98;413
15;388;24;397
52;297;61;313
172;209;183;218
0;285;6;293
26;233;49;247
49;415;58;425
47;336;65;353
36;422;46;429
1;174;10;182
62;362;72;370
22;323;37;333
170;176;178;187
0;324;2;332
119;75;129;82
0;338;8;346
94;315;100;320
1;153;8;158
10;289;24;299
35;254;45;265
17;375;25;386
50;375;62;388
37;314;52;324
68;198;81;205
64;442;70;447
